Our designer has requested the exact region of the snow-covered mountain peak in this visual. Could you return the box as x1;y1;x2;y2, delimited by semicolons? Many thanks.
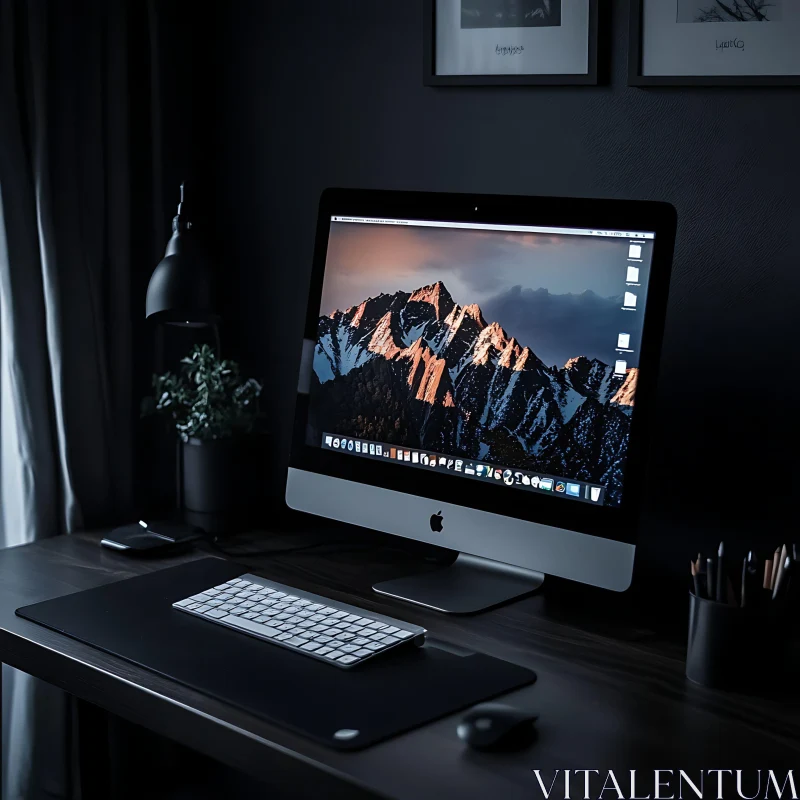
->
408;281;455;321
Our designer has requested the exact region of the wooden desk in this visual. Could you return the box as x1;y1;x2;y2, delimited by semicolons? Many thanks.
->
0;530;797;799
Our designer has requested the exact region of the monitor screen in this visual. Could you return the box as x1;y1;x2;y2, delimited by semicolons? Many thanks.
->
306;215;655;509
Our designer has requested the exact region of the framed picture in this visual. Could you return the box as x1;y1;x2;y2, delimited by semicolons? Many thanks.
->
424;0;599;86
629;0;800;86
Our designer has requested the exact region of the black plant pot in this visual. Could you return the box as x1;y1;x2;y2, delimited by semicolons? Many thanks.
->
181;435;266;535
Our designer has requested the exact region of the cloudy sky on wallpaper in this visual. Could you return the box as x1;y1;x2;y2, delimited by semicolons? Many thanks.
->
320;222;643;369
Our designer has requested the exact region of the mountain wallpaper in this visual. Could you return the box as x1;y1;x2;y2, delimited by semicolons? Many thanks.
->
310;280;636;506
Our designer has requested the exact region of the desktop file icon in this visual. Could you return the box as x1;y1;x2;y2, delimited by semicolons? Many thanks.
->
626;266;640;283
629;244;642;259
623;292;637;308
614;360;627;376
617;332;630;349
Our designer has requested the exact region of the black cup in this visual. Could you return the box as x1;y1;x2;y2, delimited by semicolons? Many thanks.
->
686;592;773;690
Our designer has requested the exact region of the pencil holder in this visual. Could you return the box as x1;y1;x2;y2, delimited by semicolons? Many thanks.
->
685;593;782;691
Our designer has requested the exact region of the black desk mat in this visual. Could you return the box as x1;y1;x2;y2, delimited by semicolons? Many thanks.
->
16;558;536;750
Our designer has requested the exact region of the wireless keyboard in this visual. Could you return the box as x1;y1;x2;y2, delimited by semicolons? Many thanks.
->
172;573;427;668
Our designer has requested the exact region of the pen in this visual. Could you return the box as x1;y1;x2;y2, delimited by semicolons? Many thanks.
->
772;544;788;593
764;559;773;590
716;542;725;603
741;551;758;609
706;557;716;603
773;555;792;602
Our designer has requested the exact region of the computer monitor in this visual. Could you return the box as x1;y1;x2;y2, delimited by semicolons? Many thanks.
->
287;189;676;612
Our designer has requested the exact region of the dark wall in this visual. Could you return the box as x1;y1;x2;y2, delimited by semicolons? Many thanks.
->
212;0;799;580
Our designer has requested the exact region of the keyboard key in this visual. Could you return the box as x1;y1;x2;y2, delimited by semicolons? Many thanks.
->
214;593;232;601
318;607;336;615
381;635;400;646
192;593;215;604
300;641;322;651
296;610;313;618
295;599;312;606
315;647;333;656
383;626;400;635
193;604;212;613
271;592;287;599
284;596;299;603
352;637;369;646
239;601;256;609
395;629;415;639
273;603;289;611
307;604;324;611
276;632;294;641
204;588;220;596
205;609;227;619
331;611;348;619
365;641;385;651
324;650;345;660
354;649;372;658
174;598;195;608
242;612;258;619
340;644;359;653
285;636;306;647
337;633;356;641
309;614;326;622
338;655;358;664
367;620;386;629
297;620;315;629
343;614;361;623
315;636;333;644
219;604;235;611
276;624;294;631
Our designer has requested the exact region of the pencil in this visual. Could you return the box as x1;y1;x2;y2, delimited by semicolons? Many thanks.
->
691;560;702;598
764;559;773;590
771;546;782;590
772;544;788;594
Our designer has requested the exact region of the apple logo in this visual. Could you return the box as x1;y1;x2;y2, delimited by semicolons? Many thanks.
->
429;511;444;533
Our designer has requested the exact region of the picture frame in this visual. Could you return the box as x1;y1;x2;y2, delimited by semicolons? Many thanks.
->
629;0;800;86
424;0;599;86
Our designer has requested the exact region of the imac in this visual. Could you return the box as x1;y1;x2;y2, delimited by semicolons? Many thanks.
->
287;189;676;613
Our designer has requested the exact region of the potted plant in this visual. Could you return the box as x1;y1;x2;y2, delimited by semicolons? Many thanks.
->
146;344;263;532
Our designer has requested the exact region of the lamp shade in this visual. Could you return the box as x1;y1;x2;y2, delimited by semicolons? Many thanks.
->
146;184;218;326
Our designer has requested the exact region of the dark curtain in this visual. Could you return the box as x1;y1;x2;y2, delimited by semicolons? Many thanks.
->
0;0;175;796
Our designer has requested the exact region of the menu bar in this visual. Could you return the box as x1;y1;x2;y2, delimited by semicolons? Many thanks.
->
330;216;656;240
321;433;606;505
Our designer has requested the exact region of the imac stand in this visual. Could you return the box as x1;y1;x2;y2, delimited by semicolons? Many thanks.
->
373;552;544;614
